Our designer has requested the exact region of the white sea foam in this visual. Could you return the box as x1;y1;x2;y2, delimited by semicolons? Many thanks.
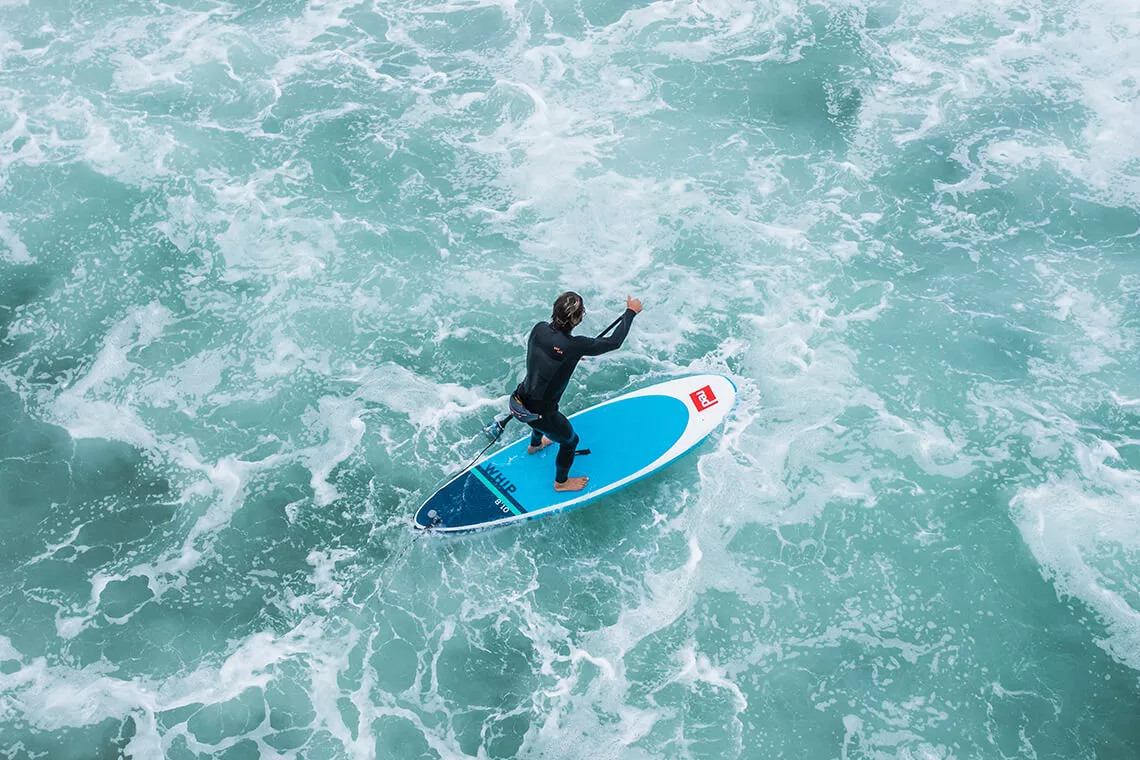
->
859;0;1140;204
0;211;31;262
1012;465;1140;670
278;0;364;49
143;348;227;414
300;396;367;507
0;619;331;757
50;302;172;450
354;362;502;432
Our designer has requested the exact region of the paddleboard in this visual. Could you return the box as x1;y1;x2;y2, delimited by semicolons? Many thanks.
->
413;374;736;533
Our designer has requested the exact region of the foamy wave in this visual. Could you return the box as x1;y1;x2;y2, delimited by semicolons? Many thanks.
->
0;211;32;263
858;0;1140;204
1012;466;1140;670
50;302;172;450
0;620;330;757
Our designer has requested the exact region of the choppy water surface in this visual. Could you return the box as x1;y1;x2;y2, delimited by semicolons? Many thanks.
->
1;0;1139;757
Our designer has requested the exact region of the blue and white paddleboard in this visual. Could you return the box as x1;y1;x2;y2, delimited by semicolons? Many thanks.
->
414;374;736;533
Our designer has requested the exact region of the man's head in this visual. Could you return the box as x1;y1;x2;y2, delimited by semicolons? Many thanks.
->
551;291;585;332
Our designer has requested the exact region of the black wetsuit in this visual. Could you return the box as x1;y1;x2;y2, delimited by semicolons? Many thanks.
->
513;309;637;482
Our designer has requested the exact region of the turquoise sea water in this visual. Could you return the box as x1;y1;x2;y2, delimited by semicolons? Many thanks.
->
2;0;1139;757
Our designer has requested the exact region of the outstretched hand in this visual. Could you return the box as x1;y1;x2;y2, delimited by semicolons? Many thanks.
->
626;295;644;314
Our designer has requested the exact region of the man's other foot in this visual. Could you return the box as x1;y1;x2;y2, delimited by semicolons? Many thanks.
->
553;477;588;492
527;437;554;454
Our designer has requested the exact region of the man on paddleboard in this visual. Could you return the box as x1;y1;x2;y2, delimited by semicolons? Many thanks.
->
509;292;643;492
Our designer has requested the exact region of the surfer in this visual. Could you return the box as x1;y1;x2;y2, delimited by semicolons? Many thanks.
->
509;292;643;492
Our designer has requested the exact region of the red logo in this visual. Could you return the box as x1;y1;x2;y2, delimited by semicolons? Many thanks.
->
690;385;718;412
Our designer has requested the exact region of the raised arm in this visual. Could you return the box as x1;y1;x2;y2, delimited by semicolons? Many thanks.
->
571;296;643;357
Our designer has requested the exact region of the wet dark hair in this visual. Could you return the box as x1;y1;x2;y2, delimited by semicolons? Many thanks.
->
551;291;585;332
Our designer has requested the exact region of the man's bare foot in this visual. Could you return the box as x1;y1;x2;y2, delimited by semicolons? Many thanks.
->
553;477;588;492
527;437;553;454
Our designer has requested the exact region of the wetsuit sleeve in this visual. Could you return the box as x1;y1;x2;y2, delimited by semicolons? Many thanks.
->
570;309;637;357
